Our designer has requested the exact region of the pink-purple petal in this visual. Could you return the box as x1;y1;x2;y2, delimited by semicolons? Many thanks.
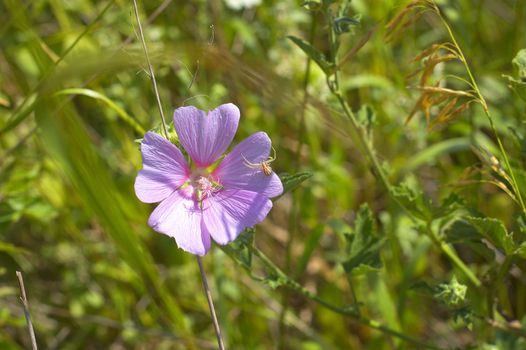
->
213;132;283;198
202;189;272;245
135;132;190;203
148;191;211;256
173;104;240;167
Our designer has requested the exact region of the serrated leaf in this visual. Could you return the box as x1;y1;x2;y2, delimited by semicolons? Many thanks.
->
452;306;474;330
512;48;526;79
288;36;334;74
504;49;526;102
466;217;515;254
342;204;384;275
222;228;255;269
435;276;467;306
279;171;312;196
515;242;526;259
391;178;430;221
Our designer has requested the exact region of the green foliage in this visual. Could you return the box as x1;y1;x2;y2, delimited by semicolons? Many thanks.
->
2;0;526;349
279;171;313;197
504;49;526;102
342;204;384;275
287;36;335;75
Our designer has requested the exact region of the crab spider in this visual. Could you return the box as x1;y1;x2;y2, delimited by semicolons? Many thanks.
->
242;147;276;176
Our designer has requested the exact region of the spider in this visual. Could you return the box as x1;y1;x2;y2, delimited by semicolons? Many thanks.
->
242;147;276;176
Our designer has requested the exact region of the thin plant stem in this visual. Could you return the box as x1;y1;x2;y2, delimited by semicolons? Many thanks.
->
249;247;444;350
431;1;526;216
132;0;169;139
132;1;226;348
323;4;481;287
197;256;226;350
16;271;38;350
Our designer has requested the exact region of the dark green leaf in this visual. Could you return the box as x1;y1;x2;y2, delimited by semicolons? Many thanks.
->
434;276;467;306
504;49;526;102
515;242;526;259
466;217;515;255
512;48;526;79
287;36;334;74
452;306;474;330
333;16;360;35
342;204;384;275
391;178;430;221
279;171;312;196
223;228;255;269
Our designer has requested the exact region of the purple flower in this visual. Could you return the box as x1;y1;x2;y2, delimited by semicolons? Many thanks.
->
134;103;283;256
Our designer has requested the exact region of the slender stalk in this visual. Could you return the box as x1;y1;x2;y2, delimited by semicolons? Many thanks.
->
132;2;225;348
432;1;526;216
16;271;38;350
132;0;169;139
323;5;481;287
250;247;444;350
197;256;226;350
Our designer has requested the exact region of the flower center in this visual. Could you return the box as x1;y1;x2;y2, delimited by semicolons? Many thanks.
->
192;174;222;202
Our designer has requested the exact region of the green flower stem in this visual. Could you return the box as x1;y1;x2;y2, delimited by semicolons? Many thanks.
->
250;246;445;350
333;82;482;287
433;1;526;216
323;6;481;287
132;1;222;348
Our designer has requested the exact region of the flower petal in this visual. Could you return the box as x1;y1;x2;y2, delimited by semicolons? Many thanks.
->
202;189;272;245
173;103;240;167
213;132;283;198
148;191;210;256
135;132;190;203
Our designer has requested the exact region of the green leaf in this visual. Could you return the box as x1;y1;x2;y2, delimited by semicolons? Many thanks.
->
35;96;190;334
342;204;384;275
333;16;360;35
223;228;255;269
391;177;430;221
452;306;474;330
504;49;526;102
434;276;467;306
279;171;312;196
287;36;334;74
466;217;515;255
0;242;29;255
54;88;146;135
515;242;526;259
512;48;526;79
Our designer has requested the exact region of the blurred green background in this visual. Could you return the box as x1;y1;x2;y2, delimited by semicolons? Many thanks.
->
1;0;526;349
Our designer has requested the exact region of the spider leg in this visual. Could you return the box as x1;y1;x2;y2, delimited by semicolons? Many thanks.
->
267;146;277;163
241;153;260;169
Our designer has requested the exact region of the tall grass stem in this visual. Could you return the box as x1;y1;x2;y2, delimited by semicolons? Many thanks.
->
132;2;226;348
132;0;169;139
16;271;38;350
